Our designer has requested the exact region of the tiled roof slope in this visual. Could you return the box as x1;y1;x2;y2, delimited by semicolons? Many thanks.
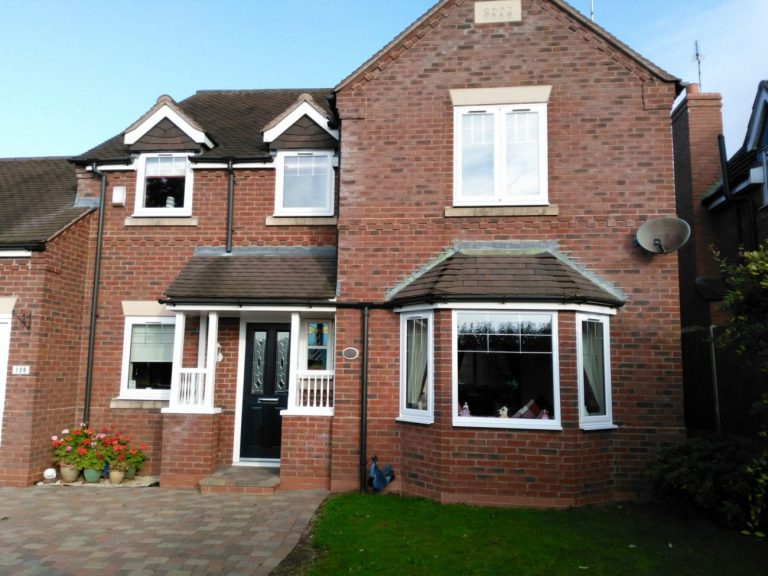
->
389;251;624;307
163;248;337;304
0;158;90;248
73;89;333;163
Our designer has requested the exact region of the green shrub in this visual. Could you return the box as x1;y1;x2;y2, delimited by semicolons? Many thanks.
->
648;436;764;531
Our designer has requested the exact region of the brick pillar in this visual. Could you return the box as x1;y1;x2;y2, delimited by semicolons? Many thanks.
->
159;413;220;489
672;83;724;328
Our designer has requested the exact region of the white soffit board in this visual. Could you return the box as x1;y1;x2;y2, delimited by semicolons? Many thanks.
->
121;300;174;317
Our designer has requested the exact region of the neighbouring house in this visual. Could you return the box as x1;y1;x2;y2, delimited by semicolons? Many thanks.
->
1;0;687;506
673;81;768;436
0;158;93;486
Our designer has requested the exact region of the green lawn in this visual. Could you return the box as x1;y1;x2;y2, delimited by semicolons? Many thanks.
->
294;493;767;575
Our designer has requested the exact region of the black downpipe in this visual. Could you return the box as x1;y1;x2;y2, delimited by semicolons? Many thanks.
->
359;305;370;493
226;160;234;253
82;165;107;426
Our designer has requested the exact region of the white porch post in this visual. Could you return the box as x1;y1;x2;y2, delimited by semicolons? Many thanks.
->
197;313;207;370
168;312;186;408
286;312;301;412
204;312;218;409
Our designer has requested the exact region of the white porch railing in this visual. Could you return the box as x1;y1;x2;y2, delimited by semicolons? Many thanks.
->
175;368;208;408
292;370;334;413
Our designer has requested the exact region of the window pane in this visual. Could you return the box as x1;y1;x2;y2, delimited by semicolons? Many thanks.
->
307;349;328;370
308;322;328;346
457;312;554;419
275;331;290;392
405;317;429;410
251;331;266;394
283;155;328;208
145;177;185;208
461;113;495;198
506;111;539;197
582;320;606;416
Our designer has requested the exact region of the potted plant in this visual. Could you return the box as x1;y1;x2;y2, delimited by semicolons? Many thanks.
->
123;443;147;479
51;426;92;483
78;445;103;483
99;432;129;484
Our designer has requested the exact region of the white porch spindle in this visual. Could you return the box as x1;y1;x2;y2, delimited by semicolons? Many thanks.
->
295;370;334;411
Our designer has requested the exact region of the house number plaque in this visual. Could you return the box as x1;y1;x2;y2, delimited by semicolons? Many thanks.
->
12;365;30;375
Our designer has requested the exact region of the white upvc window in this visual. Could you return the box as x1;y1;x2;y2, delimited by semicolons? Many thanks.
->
119;316;175;400
453;103;548;206
274;150;335;216
300;319;334;371
398;311;434;425
133;153;194;217
576;313;614;430
453;309;561;430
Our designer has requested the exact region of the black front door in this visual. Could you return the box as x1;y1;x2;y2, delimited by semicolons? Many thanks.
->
240;324;290;459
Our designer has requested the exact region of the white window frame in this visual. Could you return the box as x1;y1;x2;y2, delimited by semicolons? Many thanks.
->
453;103;548;207
398;310;434;425
299;318;335;372
452;308;561;431
133;152;194;217
576;313;614;430
119;316;175;400
274;150;335;217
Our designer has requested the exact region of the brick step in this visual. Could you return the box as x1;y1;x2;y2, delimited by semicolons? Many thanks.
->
198;466;280;495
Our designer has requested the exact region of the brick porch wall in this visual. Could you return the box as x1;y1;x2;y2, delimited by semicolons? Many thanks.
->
160;413;220;488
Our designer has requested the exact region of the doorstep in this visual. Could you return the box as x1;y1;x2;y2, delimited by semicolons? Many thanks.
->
198;465;280;495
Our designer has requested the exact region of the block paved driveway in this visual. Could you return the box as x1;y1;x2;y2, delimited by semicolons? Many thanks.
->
0;486;327;575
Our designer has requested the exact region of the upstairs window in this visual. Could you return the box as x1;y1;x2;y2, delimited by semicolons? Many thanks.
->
454;103;548;206
275;151;335;216
134;153;193;217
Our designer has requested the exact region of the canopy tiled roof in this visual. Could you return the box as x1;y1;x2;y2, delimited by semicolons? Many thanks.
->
0;158;90;249
73;89;334;163
389;250;624;307
163;247;337;305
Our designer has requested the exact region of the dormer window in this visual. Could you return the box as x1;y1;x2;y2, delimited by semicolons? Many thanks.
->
274;150;335;216
134;153;194;217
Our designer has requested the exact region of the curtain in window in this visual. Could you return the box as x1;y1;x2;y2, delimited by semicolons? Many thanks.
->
582;320;605;415
406;317;428;410
130;323;174;363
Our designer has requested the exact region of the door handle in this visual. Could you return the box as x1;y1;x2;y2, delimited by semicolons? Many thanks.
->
258;397;279;404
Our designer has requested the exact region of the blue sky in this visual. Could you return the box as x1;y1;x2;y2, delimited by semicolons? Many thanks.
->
0;0;764;157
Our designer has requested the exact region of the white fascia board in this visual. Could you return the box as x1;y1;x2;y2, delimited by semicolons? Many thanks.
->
394;302;617;315
124;105;213;148
263;101;339;143
87;162;136;172
0;250;32;258
191;162;274;170
166;304;337;313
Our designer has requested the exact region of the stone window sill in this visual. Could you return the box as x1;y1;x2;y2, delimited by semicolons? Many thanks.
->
125;217;199;227
266;216;338;226
110;398;169;410
444;206;559;217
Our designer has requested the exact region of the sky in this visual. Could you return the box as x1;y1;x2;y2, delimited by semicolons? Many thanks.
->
0;0;764;158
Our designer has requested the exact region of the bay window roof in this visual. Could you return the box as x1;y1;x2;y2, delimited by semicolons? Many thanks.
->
389;249;624;307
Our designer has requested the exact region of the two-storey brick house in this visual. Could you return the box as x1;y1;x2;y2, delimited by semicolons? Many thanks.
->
1;0;685;506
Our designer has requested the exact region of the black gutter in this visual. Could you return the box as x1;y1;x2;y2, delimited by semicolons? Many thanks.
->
359;305;369;494
0;242;46;252
226;160;234;253
82;164;107;426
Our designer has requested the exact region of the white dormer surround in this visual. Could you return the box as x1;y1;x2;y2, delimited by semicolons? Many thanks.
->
123;95;214;149
263;98;339;143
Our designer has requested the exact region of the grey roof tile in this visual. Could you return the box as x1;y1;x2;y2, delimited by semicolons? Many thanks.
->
163;248;337;304
390;251;624;307
0;158;90;248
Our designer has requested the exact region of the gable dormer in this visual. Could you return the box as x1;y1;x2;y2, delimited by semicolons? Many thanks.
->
124;94;213;150
264;94;339;218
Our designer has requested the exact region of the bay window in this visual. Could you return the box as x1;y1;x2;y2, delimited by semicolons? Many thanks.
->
577;313;613;429
453;310;560;430
399;311;434;424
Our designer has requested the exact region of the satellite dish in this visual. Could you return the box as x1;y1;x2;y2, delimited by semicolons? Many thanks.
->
634;217;691;254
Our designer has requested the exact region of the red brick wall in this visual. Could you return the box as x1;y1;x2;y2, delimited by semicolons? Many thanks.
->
0;213;93;486
160;412;220;488
280;415;332;489
333;0;684;502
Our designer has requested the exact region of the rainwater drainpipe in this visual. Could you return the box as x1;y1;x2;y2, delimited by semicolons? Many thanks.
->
226;160;234;253
707;324;722;435
359;305;370;493
82;164;107;426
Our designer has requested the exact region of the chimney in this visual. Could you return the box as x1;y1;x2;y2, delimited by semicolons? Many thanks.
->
671;83;724;328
